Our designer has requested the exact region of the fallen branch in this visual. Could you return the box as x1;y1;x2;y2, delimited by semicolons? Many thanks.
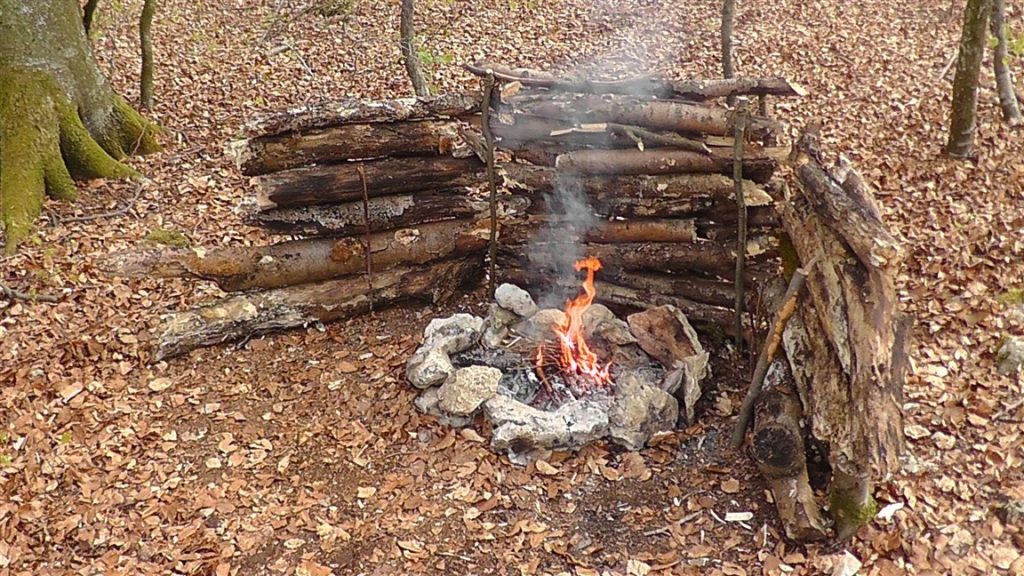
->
58;183;146;224
729;256;816;450
0;282;62;303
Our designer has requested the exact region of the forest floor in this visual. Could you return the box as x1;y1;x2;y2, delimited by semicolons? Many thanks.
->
2;0;1024;574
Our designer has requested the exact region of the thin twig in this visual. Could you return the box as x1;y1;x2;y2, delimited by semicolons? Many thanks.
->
358;165;374;312
729;257;817;450
0;282;61;303
732;97;749;348
58;183;146;224
994;397;1024;421
938;51;958;80
480;71;499;295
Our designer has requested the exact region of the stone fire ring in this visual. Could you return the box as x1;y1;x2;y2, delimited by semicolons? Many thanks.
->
406;284;710;465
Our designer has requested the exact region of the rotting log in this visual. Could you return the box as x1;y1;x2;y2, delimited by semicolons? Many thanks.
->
230;119;465;176
103;219;489;292
501;163;774;206
152;256;483;361
242;93;480;137
554;148;779;183
255;156;484;210
779;126;910;540
505;93;783;141
751;359;828;542
465;61;806;102
248;189;486;237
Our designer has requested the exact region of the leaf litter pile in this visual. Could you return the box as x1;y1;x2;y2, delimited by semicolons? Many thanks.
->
2;0;1024;574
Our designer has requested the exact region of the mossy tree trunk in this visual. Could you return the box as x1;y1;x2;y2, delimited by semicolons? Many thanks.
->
946;0;993;158
0;0;160;252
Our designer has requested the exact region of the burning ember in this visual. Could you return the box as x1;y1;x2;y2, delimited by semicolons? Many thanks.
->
536;256;613;391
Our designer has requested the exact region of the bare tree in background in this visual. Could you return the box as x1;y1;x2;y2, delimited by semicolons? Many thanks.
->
400;0;429;97
721;0;736;105
990;0;1023;126
140;0;156;109
946;0;993;158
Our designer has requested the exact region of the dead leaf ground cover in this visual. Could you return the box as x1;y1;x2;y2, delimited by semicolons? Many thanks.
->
1;0;1023;574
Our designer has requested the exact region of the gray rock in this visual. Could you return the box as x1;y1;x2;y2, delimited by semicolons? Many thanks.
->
559;399;610;444
482;303;518;348
609;373;680;450
414;387;471;427
437;366;501;415
512;308;566;341
484;395;610;463
582;304;616;337
495;283;539;317
626;305;708;421
406;313;485;388
997;336;1024;376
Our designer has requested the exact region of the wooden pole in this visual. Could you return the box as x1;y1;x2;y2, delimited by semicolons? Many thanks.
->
358;165;374;312
729;256;816;450
481;71;499;295
733;97;749;347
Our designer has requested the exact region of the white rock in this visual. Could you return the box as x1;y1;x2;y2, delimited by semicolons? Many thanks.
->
609;373;679;450
495;283;539;317
512;308;566;341
414;387;471;427
996;336;1024;376
437;366;501;415
406;313;485;388
831;551;862;576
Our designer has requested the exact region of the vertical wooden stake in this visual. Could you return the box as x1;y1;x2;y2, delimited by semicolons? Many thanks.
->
358;165;374;312
732;96;749;348
480;72;499;295
758;94;768;117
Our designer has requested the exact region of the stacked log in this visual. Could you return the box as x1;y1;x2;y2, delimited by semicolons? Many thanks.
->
105;95;492;360
465;62;803;332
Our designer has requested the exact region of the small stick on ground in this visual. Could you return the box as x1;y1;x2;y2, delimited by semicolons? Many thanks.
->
729;256;816;450
358;165;374;312
481;71;499;295
0;282;61;303
732;97;749;348
58;182;146;224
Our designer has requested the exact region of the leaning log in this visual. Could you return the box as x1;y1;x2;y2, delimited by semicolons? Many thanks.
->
779;126;909;539
249;190;485;237
506;93;783;141
153;257;482;361
255;156;484;210
751;359;828;542
231;119;465;176
555;148;779;183
242;93;480;137
103;219;489;292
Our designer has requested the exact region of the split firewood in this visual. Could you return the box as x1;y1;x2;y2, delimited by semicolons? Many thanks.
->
241;93;480;137
102;218;489;292
505;93;784;141
229;119;465;176
554;148;779;183
750;358;828;542
255;156;484;210
465;61;806;101
152;256;482;361
248;189;486;236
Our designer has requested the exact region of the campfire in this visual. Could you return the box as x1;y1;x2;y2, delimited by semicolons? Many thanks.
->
406;260;710;463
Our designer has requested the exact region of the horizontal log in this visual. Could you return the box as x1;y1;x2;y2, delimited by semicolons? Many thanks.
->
465;61;806;101
501;216;698;244
501;163;774;206
248;189;484;237
153;257;482;361
492;115;710;154
255;156;484;210
231;119;464;176
555;148;779;183
103;219;489;292
507;93;783;141
242;93;480;137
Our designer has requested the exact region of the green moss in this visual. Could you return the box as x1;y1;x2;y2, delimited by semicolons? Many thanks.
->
145;228;190;247
830;485;878;540
997;288;1024;306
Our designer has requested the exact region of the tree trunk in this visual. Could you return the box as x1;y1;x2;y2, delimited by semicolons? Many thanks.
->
231;119;464;176
399;0;430;97
152;256;482;361
139;0;156;109
82;0;101;33
254;156;484;210
249;189;486;236
721;0;737;106
990;0;1023;126
0;0;160;252
946;0;993;158
102;218;489;291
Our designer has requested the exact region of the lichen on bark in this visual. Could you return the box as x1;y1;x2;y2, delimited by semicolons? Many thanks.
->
0;0;161;252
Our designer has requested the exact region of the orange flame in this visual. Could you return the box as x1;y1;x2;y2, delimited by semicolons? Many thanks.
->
538;256;612;390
